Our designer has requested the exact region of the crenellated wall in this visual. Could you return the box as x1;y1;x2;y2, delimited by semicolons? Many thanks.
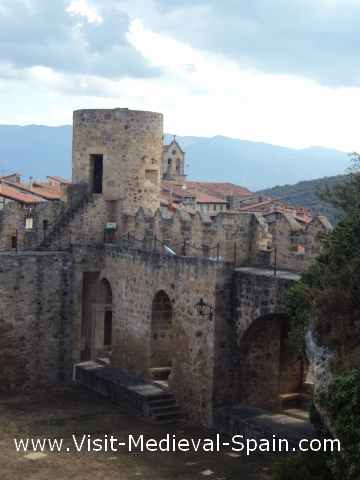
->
0;186;331;273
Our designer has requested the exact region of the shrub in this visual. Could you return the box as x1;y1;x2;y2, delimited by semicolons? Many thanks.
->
272;452;333;480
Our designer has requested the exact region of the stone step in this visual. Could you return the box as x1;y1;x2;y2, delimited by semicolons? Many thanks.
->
279;392;311;410
303;382;314;395
153;380;169;390
151;410;184;423
150;404;180;415
150;366;172;381
96;357;110;366
75;362;183;423
148;398;177;408
148;393;174;402
282;408;309;421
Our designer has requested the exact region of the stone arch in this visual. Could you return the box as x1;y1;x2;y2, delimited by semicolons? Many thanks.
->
236;313;304;411
150;290;173;378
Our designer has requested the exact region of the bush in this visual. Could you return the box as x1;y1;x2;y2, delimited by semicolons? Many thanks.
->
319;370;360;480
272;452;333;480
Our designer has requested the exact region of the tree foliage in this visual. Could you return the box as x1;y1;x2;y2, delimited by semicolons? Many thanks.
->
286;154;360;353
284;155;360;478
320;153;360;212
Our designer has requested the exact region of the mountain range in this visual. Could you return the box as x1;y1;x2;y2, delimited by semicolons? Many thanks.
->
0;125;351;191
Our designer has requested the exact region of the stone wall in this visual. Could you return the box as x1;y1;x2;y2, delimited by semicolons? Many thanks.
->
0;252;73;388
0;201;63;251
97;249;233;426
228;268;302;409
120;208;271;265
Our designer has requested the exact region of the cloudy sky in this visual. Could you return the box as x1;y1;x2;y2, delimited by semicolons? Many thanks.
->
1;0;360;151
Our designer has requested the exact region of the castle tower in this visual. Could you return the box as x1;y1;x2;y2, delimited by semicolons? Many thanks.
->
72;108;163;214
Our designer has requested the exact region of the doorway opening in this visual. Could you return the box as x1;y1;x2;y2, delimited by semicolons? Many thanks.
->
90;154;103;194
150;290;173;386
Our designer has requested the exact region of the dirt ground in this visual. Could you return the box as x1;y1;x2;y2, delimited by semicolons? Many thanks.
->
0;385;275;480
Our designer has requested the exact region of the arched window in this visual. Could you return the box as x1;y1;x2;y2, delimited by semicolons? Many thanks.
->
151;290;173;371
151;290;172;334
100;278;112;305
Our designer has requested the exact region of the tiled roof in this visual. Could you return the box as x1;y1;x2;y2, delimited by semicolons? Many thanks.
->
237;199;275;211
0;172;21;180
283;213;304;231
31;182;63;199
162;180;226;204
192;191;227;204
309;215;333;231
0;180;63;201
0;182;44;204
162;181;196;199
185;181;252;199
47;175;71;184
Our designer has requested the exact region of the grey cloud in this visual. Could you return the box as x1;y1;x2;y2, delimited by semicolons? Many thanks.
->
151;0;360;87
0;0;160;79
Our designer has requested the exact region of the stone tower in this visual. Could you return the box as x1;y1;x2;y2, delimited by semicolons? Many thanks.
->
162;136;186;183
72;108;163;214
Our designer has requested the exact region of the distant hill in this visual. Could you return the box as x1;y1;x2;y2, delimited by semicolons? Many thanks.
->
258;175;347;224
0;125;350;190
165;134;350;190
0;125;72;181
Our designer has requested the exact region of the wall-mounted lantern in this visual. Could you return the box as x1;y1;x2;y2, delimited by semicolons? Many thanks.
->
194;298;213;321
25;210;34;231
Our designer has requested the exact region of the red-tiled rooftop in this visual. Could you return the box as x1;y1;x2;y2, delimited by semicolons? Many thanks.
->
162;180;227;204
185;181;252;199
237;199;275;211
162;181;196;199
191;191;227;204
0;182;44;204
0;179;63;201
47;175;71;184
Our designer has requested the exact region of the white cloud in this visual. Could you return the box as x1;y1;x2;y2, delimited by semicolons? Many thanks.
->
1;2;360;155
66;0;103;24
126;20;360;152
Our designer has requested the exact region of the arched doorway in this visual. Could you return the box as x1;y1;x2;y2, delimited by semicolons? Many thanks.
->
150;290;173;381
81;274;113;361
237;314;304;411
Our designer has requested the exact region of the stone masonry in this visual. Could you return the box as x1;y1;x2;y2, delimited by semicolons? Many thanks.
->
0;108;331;427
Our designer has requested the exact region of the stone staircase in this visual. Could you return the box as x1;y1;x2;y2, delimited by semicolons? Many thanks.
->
146;392;183;423
150;366;172;381
74;361;183;424
215;404;315;448
38;186;93;249
279;385;313;421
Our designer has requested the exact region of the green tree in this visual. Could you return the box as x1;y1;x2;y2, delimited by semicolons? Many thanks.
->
283;155;360;479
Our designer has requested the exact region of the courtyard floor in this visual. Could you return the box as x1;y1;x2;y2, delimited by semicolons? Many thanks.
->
0;385;275;480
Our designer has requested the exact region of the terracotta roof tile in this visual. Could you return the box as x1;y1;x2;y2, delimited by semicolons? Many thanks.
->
3;180;63;200
162;180;227;204
0;183;44;204
191;191;227;204
47;175;71;184
185;181;252;198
